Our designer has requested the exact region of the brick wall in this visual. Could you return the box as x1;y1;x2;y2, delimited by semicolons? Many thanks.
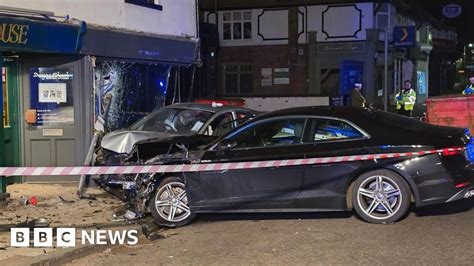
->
217;45;308;96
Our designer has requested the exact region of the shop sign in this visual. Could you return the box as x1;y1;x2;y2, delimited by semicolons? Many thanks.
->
30;68;74;126
274;68;289;85
317;42;365;53
0;16;85;53
393;26;416;47
442;4;462;18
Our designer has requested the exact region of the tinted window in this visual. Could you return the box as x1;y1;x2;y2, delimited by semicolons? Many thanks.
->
208;112;234;136
306;118;364;142
235;111;254;126
229;118;306;148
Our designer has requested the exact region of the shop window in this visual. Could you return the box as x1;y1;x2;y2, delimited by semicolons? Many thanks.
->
2;67;9;127
223;11;252;40
320;69;340;96
224;64;253;95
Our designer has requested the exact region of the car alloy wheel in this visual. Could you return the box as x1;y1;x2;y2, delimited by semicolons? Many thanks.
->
356;175;402;220
154;181;191;223
352;170;411;224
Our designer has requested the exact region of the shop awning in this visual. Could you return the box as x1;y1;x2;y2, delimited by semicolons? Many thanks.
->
80;27;198;65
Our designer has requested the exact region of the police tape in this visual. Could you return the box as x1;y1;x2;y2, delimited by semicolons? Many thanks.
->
0;147;464;177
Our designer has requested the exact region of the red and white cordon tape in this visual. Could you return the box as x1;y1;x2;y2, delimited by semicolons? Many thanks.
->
0;147;464;177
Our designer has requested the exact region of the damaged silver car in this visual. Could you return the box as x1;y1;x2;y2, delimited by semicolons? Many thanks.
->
92;103;257;209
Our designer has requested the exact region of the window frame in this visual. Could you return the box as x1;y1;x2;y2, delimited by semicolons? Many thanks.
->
223;64;253;95
211;115;370;151
222;10;253;41
303;116;370;144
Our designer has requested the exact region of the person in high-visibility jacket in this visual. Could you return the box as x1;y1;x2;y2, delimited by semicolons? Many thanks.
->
395;80;416;117
462;76;474;95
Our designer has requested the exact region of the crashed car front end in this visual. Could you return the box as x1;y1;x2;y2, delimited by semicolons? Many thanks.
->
94;135;216;219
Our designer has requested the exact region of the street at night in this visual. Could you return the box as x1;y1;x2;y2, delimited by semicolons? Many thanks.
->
0;0;473;265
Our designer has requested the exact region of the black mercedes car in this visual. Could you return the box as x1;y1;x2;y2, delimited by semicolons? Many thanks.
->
126;106;474;227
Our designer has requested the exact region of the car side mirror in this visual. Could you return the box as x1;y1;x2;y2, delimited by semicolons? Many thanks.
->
217;139;237;151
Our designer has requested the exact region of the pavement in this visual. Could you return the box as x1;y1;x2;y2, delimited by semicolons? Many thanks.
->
68;198;474;265
0;184;472;265
0;183;130;264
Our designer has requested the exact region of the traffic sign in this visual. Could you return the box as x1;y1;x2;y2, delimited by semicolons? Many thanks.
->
393;26;416;47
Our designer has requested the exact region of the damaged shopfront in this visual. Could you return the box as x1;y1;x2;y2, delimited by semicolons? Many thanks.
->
0;15;198;183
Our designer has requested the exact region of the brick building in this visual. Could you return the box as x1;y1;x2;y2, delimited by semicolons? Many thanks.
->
199;0;457;110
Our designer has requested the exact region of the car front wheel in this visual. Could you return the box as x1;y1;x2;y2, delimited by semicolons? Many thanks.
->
149;176;195;227
351;170;411;224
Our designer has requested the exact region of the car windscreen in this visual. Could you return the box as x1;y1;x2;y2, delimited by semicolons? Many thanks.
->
129;108;214;134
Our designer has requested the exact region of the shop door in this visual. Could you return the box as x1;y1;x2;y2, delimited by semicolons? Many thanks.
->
22;57;84;182
2;59;21;173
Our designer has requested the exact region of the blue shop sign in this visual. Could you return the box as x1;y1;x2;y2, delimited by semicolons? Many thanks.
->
393;26;416;47
0;16;86;53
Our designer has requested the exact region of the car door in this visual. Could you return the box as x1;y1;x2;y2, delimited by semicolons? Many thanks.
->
187;117;309;211
294;117;370;210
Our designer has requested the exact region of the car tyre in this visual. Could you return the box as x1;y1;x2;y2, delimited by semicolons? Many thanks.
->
351;170;410;224
149;176;195;227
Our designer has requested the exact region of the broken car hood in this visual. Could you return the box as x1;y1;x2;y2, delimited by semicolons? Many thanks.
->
101;130;180;154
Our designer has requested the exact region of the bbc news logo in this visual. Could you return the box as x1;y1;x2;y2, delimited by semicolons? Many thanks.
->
11;228;139;247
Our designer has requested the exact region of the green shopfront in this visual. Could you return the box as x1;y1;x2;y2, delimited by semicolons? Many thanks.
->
0;15;198;197
0;15;86;195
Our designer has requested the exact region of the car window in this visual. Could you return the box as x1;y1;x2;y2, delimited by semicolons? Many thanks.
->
235;111;254;126
306;118;364;142
229;118;306;148
129;108;213;134
207;112;235;136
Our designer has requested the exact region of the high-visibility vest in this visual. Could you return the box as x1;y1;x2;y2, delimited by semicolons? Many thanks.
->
463;84;474;95
395;89;416;111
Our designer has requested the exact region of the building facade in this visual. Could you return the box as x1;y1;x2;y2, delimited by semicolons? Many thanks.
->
200;1;456;111
0;0;199;182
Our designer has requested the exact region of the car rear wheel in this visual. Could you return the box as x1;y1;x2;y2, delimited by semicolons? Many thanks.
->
149;176;195;227
351;170;410;224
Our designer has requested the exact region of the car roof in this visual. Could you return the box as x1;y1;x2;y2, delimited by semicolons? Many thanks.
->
164;102;256;114
254;106;371;121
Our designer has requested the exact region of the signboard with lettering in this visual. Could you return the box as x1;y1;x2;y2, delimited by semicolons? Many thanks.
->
442;4;462;18
317;42;365;53
274;68;289;85
29;68;74;126
393;26;416;47
0;16;85;53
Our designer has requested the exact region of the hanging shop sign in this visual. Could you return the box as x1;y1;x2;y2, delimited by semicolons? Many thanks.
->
29;68;74;126
0;16;86;53
393;26;416;47
442;4;462;18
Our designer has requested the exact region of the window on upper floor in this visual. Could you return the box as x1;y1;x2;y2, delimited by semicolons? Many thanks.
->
224;64;253;95
223;11;252;40
124;0;162;11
